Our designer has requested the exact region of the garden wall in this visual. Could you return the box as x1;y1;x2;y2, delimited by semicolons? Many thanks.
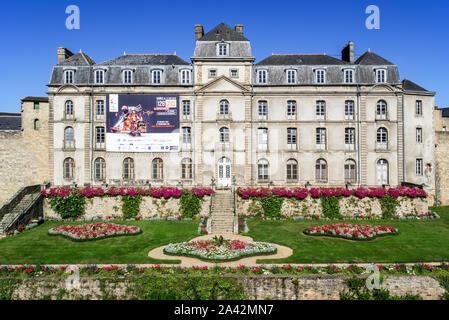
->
1;274;445;300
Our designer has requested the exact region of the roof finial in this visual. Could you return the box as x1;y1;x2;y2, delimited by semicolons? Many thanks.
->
368;48;371;52
124;51;127;56
79;49;82;53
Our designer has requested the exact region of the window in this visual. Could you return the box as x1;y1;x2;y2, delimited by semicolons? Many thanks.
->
95;127;105;148
376;127;388;150
316;128;326;150
123;158;134;180
230;69;238;77
316;101;326;120
94;158;106;181
287;100;296;119
416;100;423;116
376;69;387;83
95;70;104;84
209;69;217;78
34;119;40;131
345;101;354;120
180;69;191;84
287;128;297;150
33;102;39;110
286;159;298;181
181;158;192;179
376;159;389;185
152;158;163;180
219;100;229;118
416;128;423;143
345;128;355;151
152;70;162;84
345;159;357;183
286;69;296;84
63;158;75;180
65;100;74;119
218;43;228;56
64;70;74;84
123;70;132;84
96;100;104;120
64;127;75;149
376;100;387;120
257;70;267;84
182;101;191;119
258;128;268;150
315;159;328;182
182;127;191;145
258;101;267;120
315;69;326;84
416;159;423;176
344;69;354;84
258;159;269;181
219;127;230;143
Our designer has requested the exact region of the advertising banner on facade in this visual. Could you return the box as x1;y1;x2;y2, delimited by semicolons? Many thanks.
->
106;94;179;152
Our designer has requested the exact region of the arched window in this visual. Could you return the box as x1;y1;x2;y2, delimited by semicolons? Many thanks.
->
64;126;74;149
286;159;298;181
34;119;40;130
219;127;230;143
344;159;357;183
152;158;163;180
315;158;328;183
219;100;229;115
376;127;388;150
258;159;269;181
376;159;389;185
63;157;75;180
65;100;74;119
376;100;387;120
94;157;106;181
181;158;192;179
123;158;134;180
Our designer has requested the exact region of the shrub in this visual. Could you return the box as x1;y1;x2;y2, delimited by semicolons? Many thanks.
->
121;195;142;219
179;191;204;218
47;188;86;219
260;195;284;218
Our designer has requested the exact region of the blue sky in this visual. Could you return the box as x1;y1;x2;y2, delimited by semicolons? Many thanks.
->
0;0;448;112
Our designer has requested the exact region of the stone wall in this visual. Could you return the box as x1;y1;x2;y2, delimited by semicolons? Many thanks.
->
43;196;212;219
3;274;445;300
237;195;429;218
435;131;449;205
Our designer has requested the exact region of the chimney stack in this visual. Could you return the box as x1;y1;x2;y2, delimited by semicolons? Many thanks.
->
341;41;354;64
195;24;204;41
235;24;244;36
57;47;74;64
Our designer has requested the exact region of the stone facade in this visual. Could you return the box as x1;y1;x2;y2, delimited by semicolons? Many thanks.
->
434;107;449;205
0;98;49;205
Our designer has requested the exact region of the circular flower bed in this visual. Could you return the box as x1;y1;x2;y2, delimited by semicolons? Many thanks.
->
48;223;141;241
163;236;277;261
303;222;398;240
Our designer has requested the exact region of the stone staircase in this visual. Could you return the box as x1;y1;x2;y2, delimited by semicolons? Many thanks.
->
209;190;235;235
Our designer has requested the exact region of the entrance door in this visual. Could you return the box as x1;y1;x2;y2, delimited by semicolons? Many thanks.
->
376;159;389;185
218;157;231;187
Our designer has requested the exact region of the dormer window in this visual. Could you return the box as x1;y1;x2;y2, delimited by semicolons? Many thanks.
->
64;70;74;84
286;69;296;84
180;69;191;84
95;70;104;84
123;70;133;84
343;69;354;84
152;70;162;84
315;69;326;84
217;43;228;56
376;69;387;83
257;70;267;84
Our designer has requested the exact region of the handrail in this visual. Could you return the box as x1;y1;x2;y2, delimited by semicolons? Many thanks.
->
0;185;41;220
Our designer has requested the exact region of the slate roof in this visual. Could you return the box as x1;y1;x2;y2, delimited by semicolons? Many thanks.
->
57;52;95;66
98;54;190;66
198;22;249;41
256;54;349;66
21;96;48;102
402;79;429;92
355;51;394;65
0;113;21;130
441;108;449;118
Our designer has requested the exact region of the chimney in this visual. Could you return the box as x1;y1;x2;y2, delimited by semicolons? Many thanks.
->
341;41;354;64
57;47;74;64
195;24;204;41
235;24;244;36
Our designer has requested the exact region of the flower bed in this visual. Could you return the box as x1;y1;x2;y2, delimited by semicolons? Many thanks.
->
48;223;141;241
303;222;399;240
163;236;277;262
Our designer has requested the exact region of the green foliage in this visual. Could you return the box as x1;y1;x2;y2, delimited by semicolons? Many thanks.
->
121;195;142;219
260;195;284;218
0;279;21;300
48;190;86;219
179;191;204;218
321;197;342;219
379;195;399;219
436;275;449;300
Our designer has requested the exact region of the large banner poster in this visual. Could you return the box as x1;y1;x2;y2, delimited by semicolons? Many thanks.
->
106;94;179;152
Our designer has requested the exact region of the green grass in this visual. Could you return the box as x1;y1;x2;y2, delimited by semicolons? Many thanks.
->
0;220;199;264
247;206;449;264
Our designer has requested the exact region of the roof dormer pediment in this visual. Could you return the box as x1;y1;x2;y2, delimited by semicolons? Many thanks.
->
197;75;250;93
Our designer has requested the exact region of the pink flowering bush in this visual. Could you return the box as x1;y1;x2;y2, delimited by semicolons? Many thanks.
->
304;222;398;240
48;222;141;241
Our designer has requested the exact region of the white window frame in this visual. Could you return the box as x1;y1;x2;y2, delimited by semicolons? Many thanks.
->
230;69;238;78
95;126;105;149
315;69;326;84
286;69;297;84
345;127;355;151
94;69;104;84
257;159;269;181
345;100;354;120
416;127;423;143
286;159;298;181
344;159;357;183
258;128;268;151
315;159;328;183
64;70;74;84
416;158;423;176
217;43;229;56
316;128;326;150
122;70;133;84
376;127;388;150
316;101;326;120
416;100;423;116
209;69;217;78
343;69;354;84
65;100;74;120
182;127;192;147
258;101;268;120
182;100;191;119
257;69;267;84
219;127;230;143
180;69;191;84
287;127;297;150
152;69;162;84
96;100;105;120
375;69;387;83
287;100;296;120
376;100;388;120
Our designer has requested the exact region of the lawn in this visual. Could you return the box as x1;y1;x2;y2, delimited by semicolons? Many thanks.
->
0;220;199;264
247;206;449;264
